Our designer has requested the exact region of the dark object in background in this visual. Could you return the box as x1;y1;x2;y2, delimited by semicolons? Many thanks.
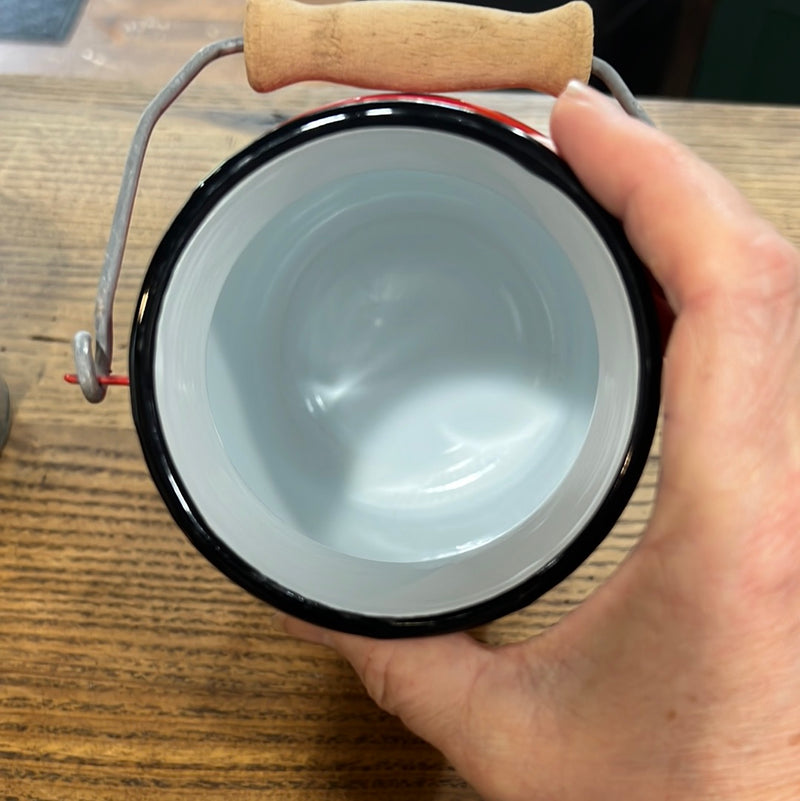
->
692;0;800;105
0;0;87;43
587;0;683;96
463;0;800;103
461;0;683;96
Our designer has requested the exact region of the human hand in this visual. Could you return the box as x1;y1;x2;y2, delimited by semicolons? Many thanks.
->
275;82;800;800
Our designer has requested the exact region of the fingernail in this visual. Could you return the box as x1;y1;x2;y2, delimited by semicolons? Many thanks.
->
272;612;288;633
564;78;592;98
563;79;625;117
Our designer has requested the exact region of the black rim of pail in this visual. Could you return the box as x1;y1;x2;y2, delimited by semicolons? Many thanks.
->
129;96;662;638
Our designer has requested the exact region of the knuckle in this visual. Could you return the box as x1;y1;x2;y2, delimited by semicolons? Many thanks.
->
741;229;800;306
703;228;800;346
359;643;398;714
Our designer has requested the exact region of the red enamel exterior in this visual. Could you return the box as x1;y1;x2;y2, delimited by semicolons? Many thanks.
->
296;92;553;149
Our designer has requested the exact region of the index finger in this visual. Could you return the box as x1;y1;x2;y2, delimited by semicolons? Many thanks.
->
550;82;800;526
549;81;797;314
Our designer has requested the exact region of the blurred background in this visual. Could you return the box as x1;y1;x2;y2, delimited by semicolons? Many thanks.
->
470;0;800;103
0;0;798;101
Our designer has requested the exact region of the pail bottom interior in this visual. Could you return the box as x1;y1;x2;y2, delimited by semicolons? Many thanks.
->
206;168;599;562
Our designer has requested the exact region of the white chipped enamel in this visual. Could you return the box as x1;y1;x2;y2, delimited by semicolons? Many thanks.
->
154;125;640;616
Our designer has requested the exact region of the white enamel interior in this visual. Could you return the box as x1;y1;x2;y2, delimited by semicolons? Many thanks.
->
154;125;640;617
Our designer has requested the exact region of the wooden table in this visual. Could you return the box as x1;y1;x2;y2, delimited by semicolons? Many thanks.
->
1;73;798;799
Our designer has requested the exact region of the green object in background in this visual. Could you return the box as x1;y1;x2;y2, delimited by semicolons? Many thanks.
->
692;0;800;104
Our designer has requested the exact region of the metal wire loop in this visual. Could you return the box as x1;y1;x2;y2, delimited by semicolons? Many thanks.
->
591;57;654;126
72;37;245;403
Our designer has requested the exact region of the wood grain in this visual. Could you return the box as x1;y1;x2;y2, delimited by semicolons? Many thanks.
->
0;75;799;799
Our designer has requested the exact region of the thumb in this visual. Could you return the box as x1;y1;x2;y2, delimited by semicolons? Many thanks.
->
274;613;492;753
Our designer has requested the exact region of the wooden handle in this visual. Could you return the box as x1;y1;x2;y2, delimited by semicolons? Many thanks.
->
244;0;593;96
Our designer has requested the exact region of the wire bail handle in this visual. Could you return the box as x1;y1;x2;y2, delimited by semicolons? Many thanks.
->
70;0;651;403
